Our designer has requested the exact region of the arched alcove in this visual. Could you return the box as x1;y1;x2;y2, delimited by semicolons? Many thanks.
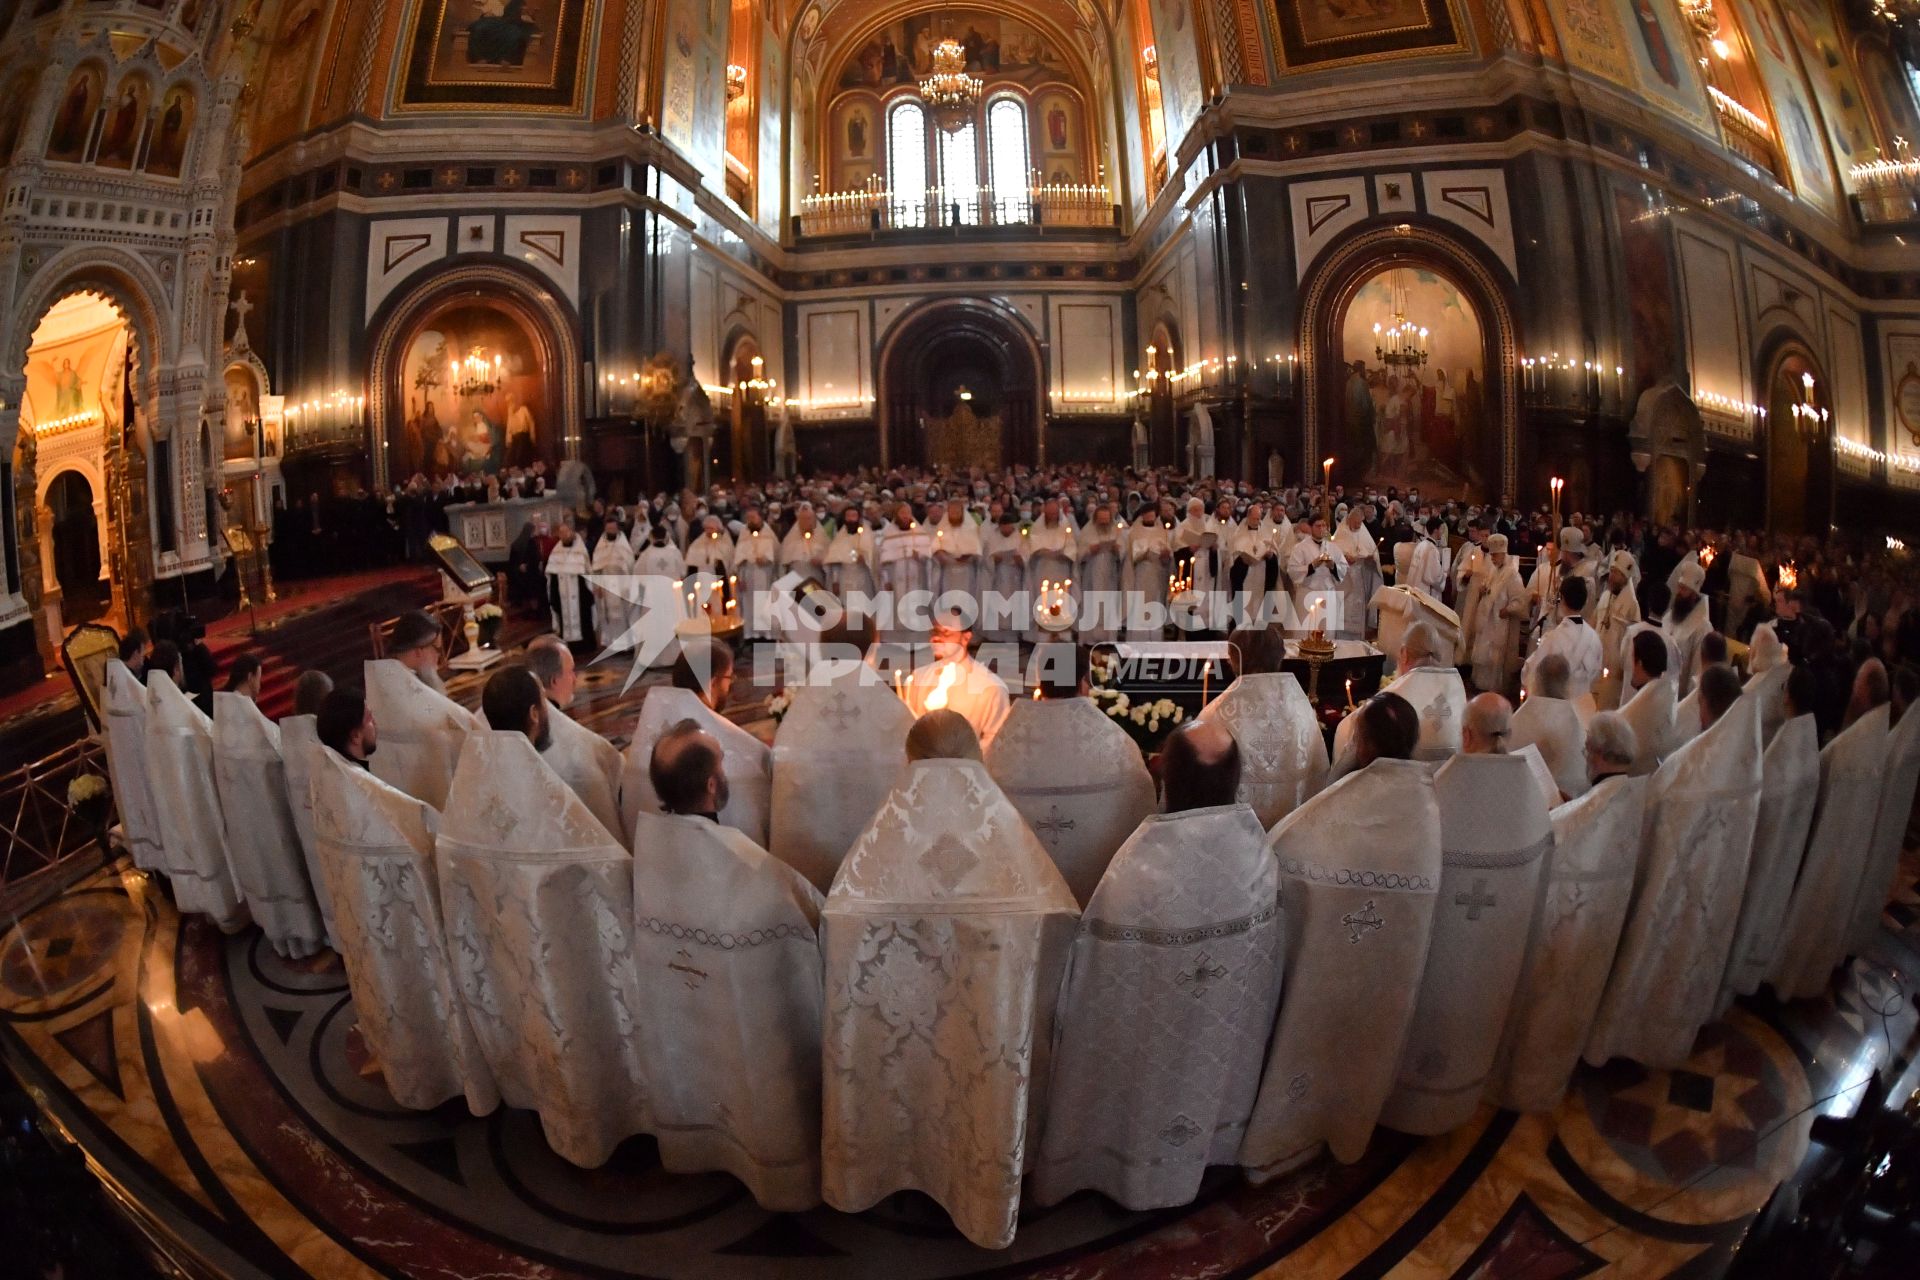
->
1757;334;1832;537
878;299;1043;468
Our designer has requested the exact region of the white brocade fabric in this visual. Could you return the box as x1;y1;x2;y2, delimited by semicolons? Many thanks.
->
986;698;1157;906
1850;704;1920;953
1331;667;1467;776
541;703;625;842
769;676;913;891
1771;707;1890;999
1491;774;1648;1112
1240;760;1441;1177
1586;698;1763;1069
1718;714;1820;1007
1618;676;1678;777
144;673;248;930
436;733;649;1167
1510;696;1588;802
278;715;336;945
1743;665;1792;745
620;687;771;847
308;749;499;1115
630;813;825;1210
1382;754;1550;1134
212;694;326;957
1372;587;1461;667
820;759;1079;1250
102;661;164;871
365;659;478;809
1033;804;1281;1210
1196;673;1329;828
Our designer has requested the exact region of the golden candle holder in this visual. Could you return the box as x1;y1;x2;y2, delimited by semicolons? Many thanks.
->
1297;625;1336;705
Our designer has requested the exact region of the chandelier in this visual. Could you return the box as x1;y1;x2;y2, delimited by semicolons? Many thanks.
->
725;63;748;102
920;39;982;133
1678;0;1718;37
1872;0;1920;24
450;348;500;397
1372;271;1429;369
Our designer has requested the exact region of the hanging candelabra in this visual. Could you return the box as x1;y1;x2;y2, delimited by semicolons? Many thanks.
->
450;349;501;397
1372;270;1429;369
920;38;982;134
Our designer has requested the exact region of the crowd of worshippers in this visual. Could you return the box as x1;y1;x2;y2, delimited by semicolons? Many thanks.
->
88;580;1920;1250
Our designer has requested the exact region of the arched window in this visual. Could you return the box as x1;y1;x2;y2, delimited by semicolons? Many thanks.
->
888;100;929;224
937;120;979;224
986;97;1030;221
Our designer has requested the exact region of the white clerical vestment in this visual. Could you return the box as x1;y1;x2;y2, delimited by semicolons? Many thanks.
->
826;525;876;600
365;658;478;810
589;530;635;646
1373;586;1461;668
631;812;824;1210
546;536;593;643
986;697;1156;906
1771;706;1890;1000
1406;536;1447;600
779;524;828;588
932;516;982;605
1333;522;1382;640
1452;542;1487;653
1124;522;1172;641
1196;672;1328;827
732;527;781;639
769;673;913;891
1851;703;1920;953
1490;774;1648;1112
1469;561;1528;694
1075;522;1127;643
1034;803;1281;1209
308;749;499;1114
1594;583;1643;710
437;733;649;1167
979;524;1028;642
905;655;1011;746
1524;617;1603;702
1718;713;1820;1007
1619;676;1678;776
820;759;1079;1249
1331;665;1467;777
685;525;734;576
541;702;624;841
1510;695;1588;802
1382;753;1550;1134
1284;535;1347;628
212;693;327;957
278;713;335;945
619;686;771;846
1663;604;1713;699
1172;515;1223;604
145;672;248;930
1025;518;1079;641
1586;697;1762;1068
1240;760;1442;1177
103;660;164;871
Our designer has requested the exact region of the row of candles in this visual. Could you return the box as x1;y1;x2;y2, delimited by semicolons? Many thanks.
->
284;390;366;437
675;574;741;625
1518;355;1627;406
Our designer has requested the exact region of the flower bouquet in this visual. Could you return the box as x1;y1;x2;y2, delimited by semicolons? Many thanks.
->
1088;651;1186;754
475;602;504;649
68;773;112;850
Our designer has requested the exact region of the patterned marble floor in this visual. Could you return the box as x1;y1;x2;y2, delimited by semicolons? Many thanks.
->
2;654;1916;1277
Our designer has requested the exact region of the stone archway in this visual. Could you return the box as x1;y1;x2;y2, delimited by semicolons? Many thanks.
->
878;299;1045;469
366;263;583;490
1757;336;1831;537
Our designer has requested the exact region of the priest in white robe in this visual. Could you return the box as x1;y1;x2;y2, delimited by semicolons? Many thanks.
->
632;726;824;1210
103;659;165;872
986;645;1156;905
1771;700;1890;999
278;710;334;944
1197;625;1327;827
1593;551;1643;710
213;691;327;957
778;503;829;589
1663;560;1713;699
1618;630;1679;776
876;503;932;641
820;711;1079;1250
1523;577;1603;703
1849;688;1920;953
145;670;249;931
1172;498;1225;632
1491;713;1647;1112
980;511;1029;643
1718;669;1820;1007
545;520;594;645
1241;692;1442;1178
1034;722;1281;1210
1468;535;1528;695
1331;621;1466;774
1372;585;1461;669
364;655;479;809
1451;523;1489;656
1123;508;1172;640
1074;504;1127;643
588;518;635;647
1405;518;1449;600
826;509;877;603
619;638;770;845
904;610;1010;746
1333;507;1382;641
732;508;782;640
1510;655;1588;802
1284;514;1347;634
436;724;649;1167
1382;695;1550;1134
770;620;913;891
930;501;982;607
1526;528;1598;632
1587;670;1762;1068
1024;500;1079;642
308;748;499;1115
526;637;623;840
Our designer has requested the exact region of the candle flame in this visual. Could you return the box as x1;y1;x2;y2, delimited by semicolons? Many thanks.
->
1777;561;1798;591
925;661;961;711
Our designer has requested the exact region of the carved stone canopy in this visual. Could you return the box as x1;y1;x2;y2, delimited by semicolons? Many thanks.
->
1628;378;1706;480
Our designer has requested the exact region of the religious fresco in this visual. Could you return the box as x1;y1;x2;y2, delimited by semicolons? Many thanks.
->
1857;38;1920;155
1541;0;1708;133
1270;0;1467;72
1147;0;1203;141
658;0;727;177
0;71;39;165
94;76;152;170
1615;188;1681;396
144;85;195;178
1336;267;1490;497
252;0;327;153
1035;87;1084;182
22;323;126;432
835;11;1071;91
1775;0;1880;182
394;305;546;478
830;95;877;190
1727;0;1837;217
223;365;262;461
396;0;597;114
46;66;104;164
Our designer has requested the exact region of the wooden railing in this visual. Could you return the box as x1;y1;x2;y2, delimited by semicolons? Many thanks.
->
0;738;117;907
797;182;1117;237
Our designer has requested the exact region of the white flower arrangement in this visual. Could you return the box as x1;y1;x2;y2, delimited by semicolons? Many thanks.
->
475;603;504;621
67;773;108;806
767;690;793;723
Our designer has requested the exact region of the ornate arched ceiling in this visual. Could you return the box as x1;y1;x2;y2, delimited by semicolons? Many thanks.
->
795;0;1108;93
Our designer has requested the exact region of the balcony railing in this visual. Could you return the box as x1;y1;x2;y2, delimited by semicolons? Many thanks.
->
1851;151;1920;224
1708;88;1785;184
797;181;1117;238
0;738;116;908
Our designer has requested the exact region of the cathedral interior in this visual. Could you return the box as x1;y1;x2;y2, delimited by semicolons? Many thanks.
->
2;0;1920;1277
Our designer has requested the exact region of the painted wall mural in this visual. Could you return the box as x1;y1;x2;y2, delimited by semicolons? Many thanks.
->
1336;267;1492;498
1728;0;1837;217
253;0;328;153
1269;0;1468;73
1148;0;1204;144
1775;0;1879;185
834;12;1072;91
394;304;547;477
1543;0;1709;133
396;0;597;114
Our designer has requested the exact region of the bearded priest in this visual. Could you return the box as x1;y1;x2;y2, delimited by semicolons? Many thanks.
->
545;519;595;647
525;637;623;840
1331;621;1466;775
619;638;770;845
